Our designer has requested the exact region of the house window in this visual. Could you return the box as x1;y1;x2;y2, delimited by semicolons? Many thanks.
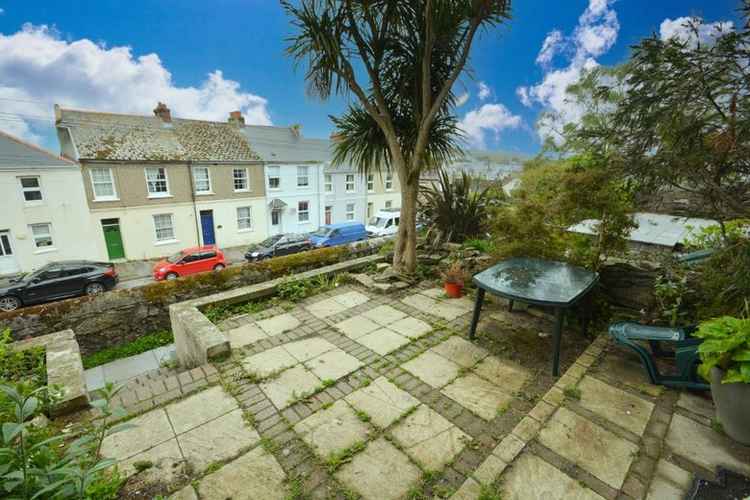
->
346;203;355;221
385;173;393;191
29;223;53;249
367;202;374;218
267;166;280;190
193;166;211;194
345;174;355;192
385;200;392;209
89;168;117;200
324;174;333;192
145;167;169;197
237;207;253;231
298;201;310;223
19;176;43;202
153;214;175;242
297;166;310;187
233;168;249;191
367;174;374;192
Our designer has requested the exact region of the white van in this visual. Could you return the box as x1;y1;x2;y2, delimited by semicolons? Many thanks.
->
366;208;400;237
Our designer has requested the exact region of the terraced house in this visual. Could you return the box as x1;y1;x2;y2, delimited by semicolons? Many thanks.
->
55;104;269;261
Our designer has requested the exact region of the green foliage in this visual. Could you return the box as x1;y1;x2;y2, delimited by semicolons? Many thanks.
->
563;385;582;400
277;273;343;302
0;329;46;387
694;316;750;384
81;330;174;369
684;219;750;251
203;299;271;325
463;238;497;254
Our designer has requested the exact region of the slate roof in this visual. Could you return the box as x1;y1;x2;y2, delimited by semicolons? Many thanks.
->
241;125;331;163
0;130;74;168
56;107;261;162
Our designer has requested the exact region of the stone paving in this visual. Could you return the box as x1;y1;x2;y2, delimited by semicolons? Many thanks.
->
97;284;750;499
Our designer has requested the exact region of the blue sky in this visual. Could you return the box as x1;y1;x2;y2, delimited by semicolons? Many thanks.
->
0;0;741;155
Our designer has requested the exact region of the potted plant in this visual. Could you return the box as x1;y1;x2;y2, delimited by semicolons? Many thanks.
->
693;315;750;445
442;261;465;299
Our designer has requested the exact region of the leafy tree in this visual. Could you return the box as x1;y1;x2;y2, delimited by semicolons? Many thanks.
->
283;0;512;272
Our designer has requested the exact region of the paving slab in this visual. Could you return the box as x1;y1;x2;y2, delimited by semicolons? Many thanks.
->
446;296;475;311
577;375;655;436
387;316;433;339
101;408;174;460
538;406;639;489
332;291;370;308
676;392;715;421
306;297;349;318
401;293;439;313
293;400;370;459
102;350;160;383
178;409;261;472
84;366;105;391
430;301;470;320
420;288;446;299
256;313;301;336
391;404;470;471
226;323;268;348
284;337;337;362
357;327;411;356
119;438;184;482
665;413;750;475
431;336;489;368
166;385;238;434
452;478;483;500
441;373;514;421
473;356;529;394
402;350;461;388
361;305;408;326
335;315;382;340
345;376;420;428
260;365;321;409
242;346;298;378
335;437;421;500
646;459;693;500
169;484;198;500
595;352;664;397
500;452;604;500
198;446;287;500
304;349;364;381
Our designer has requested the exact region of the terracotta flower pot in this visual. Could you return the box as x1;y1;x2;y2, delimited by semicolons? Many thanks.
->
444;281;464;298
710;367;750;445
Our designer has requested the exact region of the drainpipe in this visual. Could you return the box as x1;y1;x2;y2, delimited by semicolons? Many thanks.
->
187;160;201;245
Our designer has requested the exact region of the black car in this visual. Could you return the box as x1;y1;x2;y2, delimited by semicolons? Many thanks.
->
0;260;118;312
245;233;312;262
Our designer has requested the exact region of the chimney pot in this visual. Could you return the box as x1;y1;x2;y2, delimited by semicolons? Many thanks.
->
228;111;245;126
290;124;302;138
153;102;171;122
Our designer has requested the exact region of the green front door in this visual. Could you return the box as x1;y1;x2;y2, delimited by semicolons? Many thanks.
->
102;219;125;260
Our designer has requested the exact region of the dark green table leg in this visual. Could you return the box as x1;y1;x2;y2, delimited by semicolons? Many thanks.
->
552;307;565;376
508;299;514;312
469;288;486;340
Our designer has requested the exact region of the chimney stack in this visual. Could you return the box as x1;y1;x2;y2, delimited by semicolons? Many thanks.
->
228;110;245;126
290;124;302;138
153;102;171;122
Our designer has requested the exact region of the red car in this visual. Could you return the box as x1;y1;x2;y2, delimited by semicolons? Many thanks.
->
152;245;226;281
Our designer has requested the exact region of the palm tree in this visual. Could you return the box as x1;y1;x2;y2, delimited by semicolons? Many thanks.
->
283;0;512;272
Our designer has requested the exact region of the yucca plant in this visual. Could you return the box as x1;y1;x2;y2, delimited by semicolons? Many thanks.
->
420;168;492;247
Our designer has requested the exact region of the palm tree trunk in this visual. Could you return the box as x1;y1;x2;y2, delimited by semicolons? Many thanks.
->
393;177;419;273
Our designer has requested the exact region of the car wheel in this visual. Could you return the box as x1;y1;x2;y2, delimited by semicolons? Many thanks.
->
0;296;21;312
213;263;225;271
165;272;179;281
85;282;106;296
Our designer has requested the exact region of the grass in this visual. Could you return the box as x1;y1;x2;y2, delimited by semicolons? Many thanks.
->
203;298;272;324
563;385;582;401
326;441;367;472
355;410;371;422
478;484;503;500
81;330;173;369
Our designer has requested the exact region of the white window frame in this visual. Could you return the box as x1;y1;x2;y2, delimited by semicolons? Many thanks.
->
152;213;176;244
297;166;310;188
145;167;171;198
192;166;212;195
267;166;281;190
324;174;333;193
345;174;355;193
237;206;253;232
19;176;44;205
89;167;118;201
298;201;310;223
346;203;356;221
367;174;374;193
385;173;394;191
233;168;249;192
29;223;54;252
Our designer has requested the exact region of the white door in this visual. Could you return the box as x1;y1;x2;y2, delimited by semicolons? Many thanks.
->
270;209;282;235
0;231;20;275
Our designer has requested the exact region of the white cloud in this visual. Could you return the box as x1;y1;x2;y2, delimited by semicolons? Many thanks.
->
456;92;469;107
458;103;522;149
659;17;733;46
0;24;272;144
516;0;619;143
478;81;491;100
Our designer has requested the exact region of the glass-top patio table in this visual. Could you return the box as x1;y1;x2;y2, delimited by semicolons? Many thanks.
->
469;258;599;376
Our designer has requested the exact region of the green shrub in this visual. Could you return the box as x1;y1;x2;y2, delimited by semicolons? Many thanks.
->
694;316;750;384
82;330;174;369
203;299;271;324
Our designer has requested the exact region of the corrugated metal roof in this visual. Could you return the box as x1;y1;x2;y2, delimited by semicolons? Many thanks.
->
240;126;331;163
569;212;718;248
0;130;74;168
57;107;260;162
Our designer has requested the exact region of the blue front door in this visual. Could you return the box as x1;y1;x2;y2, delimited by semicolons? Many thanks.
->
200;210;215;245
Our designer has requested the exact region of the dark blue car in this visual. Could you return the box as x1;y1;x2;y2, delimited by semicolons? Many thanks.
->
309;222;368;247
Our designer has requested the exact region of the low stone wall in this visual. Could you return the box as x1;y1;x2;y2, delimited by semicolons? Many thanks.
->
0;238;389;356
11;330;89;416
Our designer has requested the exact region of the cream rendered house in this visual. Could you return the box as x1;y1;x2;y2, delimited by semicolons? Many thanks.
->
365;170;401;219
0;130;101;275
55;104;268;261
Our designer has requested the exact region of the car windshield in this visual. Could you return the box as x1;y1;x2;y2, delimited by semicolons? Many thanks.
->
311;228;332;237
166;252;184;263
259;234;284;247
369;217;388;228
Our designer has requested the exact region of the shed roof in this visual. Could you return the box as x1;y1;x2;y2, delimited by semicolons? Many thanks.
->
0;130;75;168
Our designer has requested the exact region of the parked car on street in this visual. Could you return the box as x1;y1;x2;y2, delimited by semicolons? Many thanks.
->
309;222;368;247
366;208;401;237
0;261;118;312
245;233;312;262
152;245;226;281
